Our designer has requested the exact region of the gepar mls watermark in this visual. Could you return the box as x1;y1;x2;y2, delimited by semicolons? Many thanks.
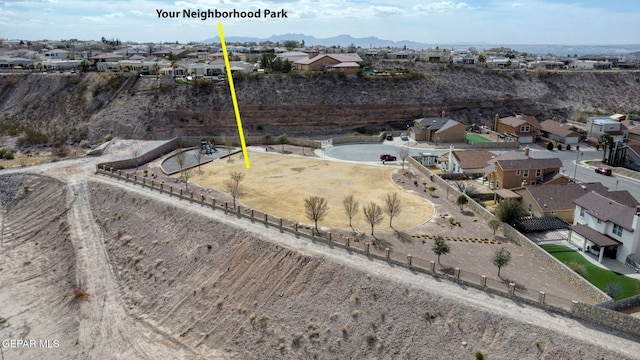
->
1;339;60;349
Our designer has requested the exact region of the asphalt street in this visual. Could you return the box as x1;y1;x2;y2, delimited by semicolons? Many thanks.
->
324;140;640;201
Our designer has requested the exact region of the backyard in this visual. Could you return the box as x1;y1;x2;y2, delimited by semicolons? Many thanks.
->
542;244;640;300
465;133;493;143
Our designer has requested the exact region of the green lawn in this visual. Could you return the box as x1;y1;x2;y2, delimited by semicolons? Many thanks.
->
541;244;640;300
465;133;492;143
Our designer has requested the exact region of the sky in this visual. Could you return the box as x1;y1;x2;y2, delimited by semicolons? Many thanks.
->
2;0;640;45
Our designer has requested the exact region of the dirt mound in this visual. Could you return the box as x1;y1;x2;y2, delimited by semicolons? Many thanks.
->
88;182;634;359
0;174;79;359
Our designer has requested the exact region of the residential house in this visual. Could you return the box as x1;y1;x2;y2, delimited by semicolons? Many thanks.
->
446;149;495;175
410;118;466;143
539;119;582;144
570;191;640;264
483;149;564;189
622;118;640;143
41;49;69;61
293;52;362;74
513;182;609;223
495;115;541;143
586;117;625;142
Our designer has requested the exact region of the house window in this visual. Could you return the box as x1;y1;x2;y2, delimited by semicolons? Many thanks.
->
516;169;521;176
535;169;541;177
579;207;585;217
523;170;529;177
613;224;623;237
496;180;500;189
520;125;530;132
530;181;536;185
597;219;602;224
607;125;616;130
527;203;532;212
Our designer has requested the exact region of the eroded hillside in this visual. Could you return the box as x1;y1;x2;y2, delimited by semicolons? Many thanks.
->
1;66;640;143
87;182;634;359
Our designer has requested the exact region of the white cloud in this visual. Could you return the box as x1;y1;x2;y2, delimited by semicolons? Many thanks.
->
412;1;471;13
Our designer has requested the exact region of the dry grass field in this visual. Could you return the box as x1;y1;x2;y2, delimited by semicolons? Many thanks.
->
191;152;434;231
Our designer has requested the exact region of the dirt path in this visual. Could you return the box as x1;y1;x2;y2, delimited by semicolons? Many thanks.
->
2;139;640;358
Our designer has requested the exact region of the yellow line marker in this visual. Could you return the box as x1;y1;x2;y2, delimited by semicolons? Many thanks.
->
218;22;251;168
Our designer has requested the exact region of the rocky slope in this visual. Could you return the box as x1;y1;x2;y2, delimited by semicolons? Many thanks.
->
1;65;639;144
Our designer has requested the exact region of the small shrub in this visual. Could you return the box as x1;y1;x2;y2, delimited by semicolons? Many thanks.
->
365;332;377;346
475;351;484;360
73;286;91;301
413;180;418;186
567;262;588;277
605;283;622;298
292;333;303;348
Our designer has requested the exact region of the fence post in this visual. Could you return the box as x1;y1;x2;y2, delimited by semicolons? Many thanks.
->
481;275;487;287
169;185;173;196
180;189;183;196
142;177;145;186
264;213;268;223
279;218;283;232
201;195;205;204
134;175;137;183
365;242;370;253
407;254;412;266
251;209;254;219
508;283;515;297
294;223;298;233
539;291;546;305
454;268;460;279
126;173;130;181
212;198;216;208
430;261;436;272
386;248;390;259
118;170;121;176
328;232;332;243
237;206;241;215
190;191;193;199
224;202;228;211
346;237;350;248
151;179;155;187
160;182;163;192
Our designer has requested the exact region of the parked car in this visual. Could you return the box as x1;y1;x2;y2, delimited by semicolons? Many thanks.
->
595;167;612;176
380;154;397;161
385;134;393;141
400;133;408;141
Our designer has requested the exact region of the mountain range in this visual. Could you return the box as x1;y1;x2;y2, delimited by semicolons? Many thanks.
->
203;33;640;57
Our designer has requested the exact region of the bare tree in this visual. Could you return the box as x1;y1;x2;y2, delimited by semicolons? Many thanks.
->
175;149;186;174
383;192;402;227
129;145;142;173
193;149;204;174
396;146;410;170
224;171;244;208
304;196;329;232
342;194;359;227
182;167;192;191
362;201;384;235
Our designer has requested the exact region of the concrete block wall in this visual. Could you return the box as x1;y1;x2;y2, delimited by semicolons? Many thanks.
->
408;156;610;303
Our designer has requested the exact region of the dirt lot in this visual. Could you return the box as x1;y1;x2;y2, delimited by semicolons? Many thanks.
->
190;151;434;231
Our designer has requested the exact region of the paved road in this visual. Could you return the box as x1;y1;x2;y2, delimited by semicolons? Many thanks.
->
325;140;640;200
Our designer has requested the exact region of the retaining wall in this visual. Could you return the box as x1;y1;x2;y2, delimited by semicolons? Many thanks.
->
572;302;640;337
408;156;610;303
331;134;383;145
99;138;178;170
470;141;520;150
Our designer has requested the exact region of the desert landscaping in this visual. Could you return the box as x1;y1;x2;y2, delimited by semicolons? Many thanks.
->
2;139;640;359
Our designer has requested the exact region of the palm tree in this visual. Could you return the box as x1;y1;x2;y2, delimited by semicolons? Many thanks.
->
598;133;613;162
